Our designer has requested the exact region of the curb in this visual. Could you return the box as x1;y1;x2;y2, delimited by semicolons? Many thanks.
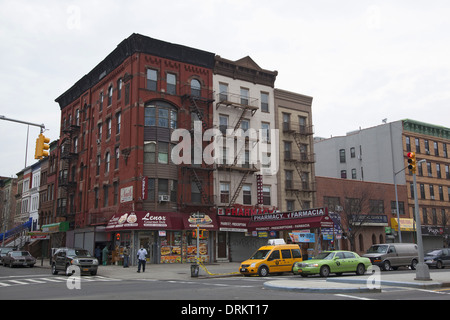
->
263;280;381;294
326;277;444;289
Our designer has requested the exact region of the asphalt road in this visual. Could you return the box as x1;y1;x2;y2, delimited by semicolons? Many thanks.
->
0;265;449;311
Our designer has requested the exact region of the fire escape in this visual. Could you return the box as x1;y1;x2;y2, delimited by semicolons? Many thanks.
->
216;91;260;207
180;84;215;207
57;122;80;226
283;121;316;209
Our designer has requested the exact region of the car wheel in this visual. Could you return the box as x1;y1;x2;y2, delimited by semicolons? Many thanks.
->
51;263;59;275
356;263;365;275
258;266;269;277
382;260;391;271
319;265;330;277
436;260;443;269
410;259;418;270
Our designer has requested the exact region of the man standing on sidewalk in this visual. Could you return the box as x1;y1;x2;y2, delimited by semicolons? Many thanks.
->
137;245;148;273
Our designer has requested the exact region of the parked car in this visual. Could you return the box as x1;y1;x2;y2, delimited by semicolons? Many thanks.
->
239;240;303;277
0;248;14;265
2;251;36;268
424;248;450;269
51;247;98;276
363;243;418;271
292;250;372;277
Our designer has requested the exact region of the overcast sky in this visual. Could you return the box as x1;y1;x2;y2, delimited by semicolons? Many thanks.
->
1;0;449;177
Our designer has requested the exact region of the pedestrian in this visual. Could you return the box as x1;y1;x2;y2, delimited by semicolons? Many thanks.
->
137;245;148;273
102;246;109;266
123;246;130;268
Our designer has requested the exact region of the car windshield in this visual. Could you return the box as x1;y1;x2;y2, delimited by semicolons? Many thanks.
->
314;252;335;260
11;251;30;257
426;250;442;256
250;250;271;260
367;245;388;254
67;249;92;257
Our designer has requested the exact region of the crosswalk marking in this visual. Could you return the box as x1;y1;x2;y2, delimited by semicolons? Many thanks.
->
0;275;121;288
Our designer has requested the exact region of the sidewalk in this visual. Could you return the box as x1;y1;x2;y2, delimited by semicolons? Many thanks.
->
36;259;450;293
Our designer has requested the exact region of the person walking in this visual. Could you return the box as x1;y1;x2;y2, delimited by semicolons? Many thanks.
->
137;245;148;273
123;246;130;268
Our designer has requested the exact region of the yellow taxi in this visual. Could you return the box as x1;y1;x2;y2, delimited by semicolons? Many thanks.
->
239;240;303;277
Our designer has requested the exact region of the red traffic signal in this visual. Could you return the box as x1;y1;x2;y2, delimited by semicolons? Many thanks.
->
407;152;416;173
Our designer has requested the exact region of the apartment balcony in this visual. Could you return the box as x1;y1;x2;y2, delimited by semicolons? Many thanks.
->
216;92;259;115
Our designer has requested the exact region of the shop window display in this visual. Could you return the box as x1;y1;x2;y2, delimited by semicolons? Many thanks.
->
160;231;209;263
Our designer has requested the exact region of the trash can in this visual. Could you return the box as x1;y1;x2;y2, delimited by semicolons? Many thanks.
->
190;264;199;277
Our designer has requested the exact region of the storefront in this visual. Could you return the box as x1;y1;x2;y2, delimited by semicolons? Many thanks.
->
390;218;416;243
247;207;334;258
104;211;217;265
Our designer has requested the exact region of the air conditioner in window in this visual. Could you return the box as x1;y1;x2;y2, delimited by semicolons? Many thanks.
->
159;195;170;202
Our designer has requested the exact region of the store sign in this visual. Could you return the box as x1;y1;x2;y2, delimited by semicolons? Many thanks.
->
217;207;276;217
120;186;133;203
106;211;173;230
351;214;388;226
142;177;148;200
289;232;315;243
251;207;327;222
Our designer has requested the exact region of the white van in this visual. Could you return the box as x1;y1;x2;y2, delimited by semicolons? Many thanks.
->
363;243;418;271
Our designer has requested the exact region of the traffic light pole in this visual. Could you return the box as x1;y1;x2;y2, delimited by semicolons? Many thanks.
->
412;171;432;281
0;115;45;131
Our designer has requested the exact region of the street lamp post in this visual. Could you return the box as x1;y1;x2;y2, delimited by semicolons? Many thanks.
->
412;160;431;281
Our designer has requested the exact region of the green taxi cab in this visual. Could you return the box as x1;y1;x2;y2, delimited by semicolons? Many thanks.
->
292;250;371;277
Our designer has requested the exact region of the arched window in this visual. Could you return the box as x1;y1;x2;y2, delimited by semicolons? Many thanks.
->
190;79;201;97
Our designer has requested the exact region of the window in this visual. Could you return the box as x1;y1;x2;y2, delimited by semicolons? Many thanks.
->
281;249;292;259
191;181;201;203
158;179;168;197
106;118;111;139
241;119;249;132
158;142;169;164
243;185;251;204
103;185;109;207
98;123;102;141
284;141;292;160
240;87;249;105
115;147;120;169
117;78;122;100
108;85;113;105
94;187;99;209
261;92;269;112
282;113;290;131
220;183;230;203
261;122;270;142
113;182;119;205
434;141;439;156
415;138;420;153
286;200;295;211
341;170;347;179
219;83;228;101
391;201;405;215
351;168;357;179
350;147;356;158
144;142;155;163
406;136;411;152
144;103;177;129
285;170;293;189
339;149;346;163
105;152;110;173
99;92;104;111
116;112;121;134
96;155;101;175
263;186;271;205
148;178;155;202
219;115;228;135
147;69;157;91
167;73;176;95
191;79;201;97
369;200;384;214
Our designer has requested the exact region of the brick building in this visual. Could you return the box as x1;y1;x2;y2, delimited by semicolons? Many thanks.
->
54;34;216;263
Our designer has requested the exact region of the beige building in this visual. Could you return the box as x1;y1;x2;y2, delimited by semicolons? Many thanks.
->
275;89;316;211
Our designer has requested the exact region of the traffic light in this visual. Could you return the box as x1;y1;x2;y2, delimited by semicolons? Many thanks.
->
116;233;121;241
407;152;416;174
34;133;50;159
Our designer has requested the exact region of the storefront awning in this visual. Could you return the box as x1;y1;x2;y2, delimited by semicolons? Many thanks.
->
105;211;183;231
41;221;70;233
391;218;416;231
248;208;333;231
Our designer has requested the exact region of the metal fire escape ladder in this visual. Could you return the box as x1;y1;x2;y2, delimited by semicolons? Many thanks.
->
228;169;252;207
190;167;211;205
190;96;209;132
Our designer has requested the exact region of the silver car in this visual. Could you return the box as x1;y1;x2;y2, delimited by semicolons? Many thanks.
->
2;251;36;268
